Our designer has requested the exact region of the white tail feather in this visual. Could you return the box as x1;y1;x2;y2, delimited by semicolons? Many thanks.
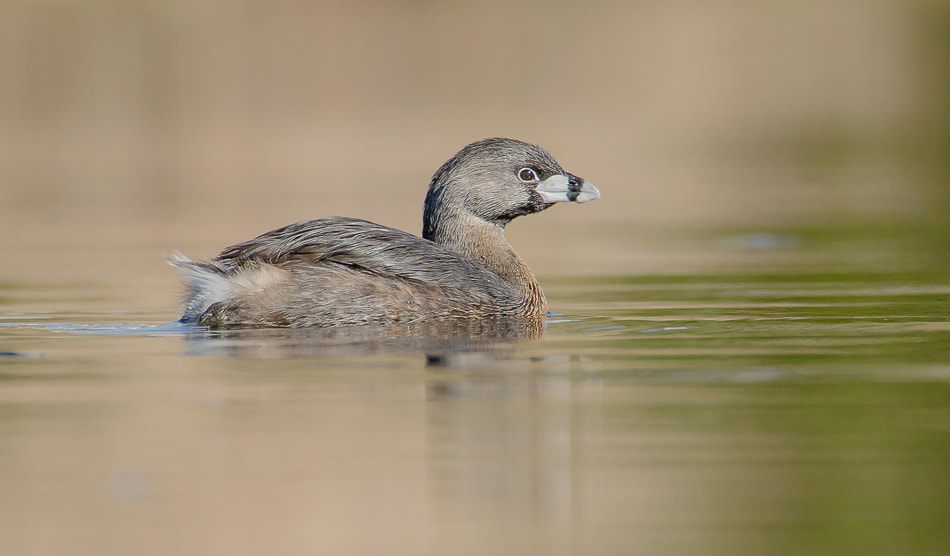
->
166;251;233;322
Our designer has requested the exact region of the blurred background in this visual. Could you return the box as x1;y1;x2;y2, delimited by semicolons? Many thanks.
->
3;3;950;556
1;0;948;307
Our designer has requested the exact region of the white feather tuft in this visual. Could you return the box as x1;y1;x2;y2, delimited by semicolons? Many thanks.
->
166;251;234;322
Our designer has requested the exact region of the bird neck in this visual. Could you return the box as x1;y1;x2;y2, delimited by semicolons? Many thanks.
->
424;209;546;312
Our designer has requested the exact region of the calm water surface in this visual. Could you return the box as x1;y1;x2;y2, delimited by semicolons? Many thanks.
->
3;1;950;554
2;270;948;556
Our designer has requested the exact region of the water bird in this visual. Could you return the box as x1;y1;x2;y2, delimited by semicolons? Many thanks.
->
170;138;600;328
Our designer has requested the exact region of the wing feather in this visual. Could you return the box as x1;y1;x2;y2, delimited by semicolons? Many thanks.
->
213;217;511;293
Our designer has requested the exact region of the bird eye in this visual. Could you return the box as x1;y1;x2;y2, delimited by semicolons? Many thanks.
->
517;168;539;183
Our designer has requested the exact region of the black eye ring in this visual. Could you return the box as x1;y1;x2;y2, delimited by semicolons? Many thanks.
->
517;167;539;183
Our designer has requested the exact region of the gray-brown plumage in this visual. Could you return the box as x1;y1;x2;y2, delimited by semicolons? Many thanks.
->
170;138;600;328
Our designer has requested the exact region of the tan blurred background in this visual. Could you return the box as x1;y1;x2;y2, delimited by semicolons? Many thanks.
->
1;0;948;314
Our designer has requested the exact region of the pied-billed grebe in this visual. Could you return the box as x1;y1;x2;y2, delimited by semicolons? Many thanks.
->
170;138;600;328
